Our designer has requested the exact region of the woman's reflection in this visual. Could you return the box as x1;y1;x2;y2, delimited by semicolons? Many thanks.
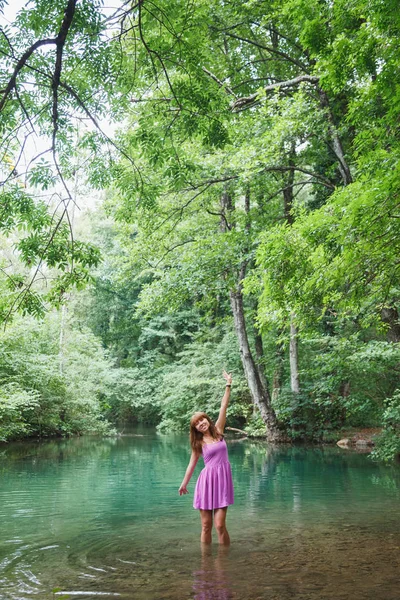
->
192;544;233;600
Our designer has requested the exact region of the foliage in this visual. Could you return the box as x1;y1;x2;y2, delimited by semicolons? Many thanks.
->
0;383;40;441
101;0;400;456
371;391;400;462
156;325;249;432
74;210;248;429
1;0;400;460
0;0;128;319
0;311;117;441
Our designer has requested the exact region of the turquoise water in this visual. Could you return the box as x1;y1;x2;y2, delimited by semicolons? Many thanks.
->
0;431;399;599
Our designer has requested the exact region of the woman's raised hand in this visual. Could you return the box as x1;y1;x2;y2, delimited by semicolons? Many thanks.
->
223;370;232;385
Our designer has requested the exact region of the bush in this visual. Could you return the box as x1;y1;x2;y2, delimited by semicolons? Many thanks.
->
371;391;400;462
0;312;117;441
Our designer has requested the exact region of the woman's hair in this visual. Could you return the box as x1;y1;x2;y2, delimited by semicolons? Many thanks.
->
190;412;220;454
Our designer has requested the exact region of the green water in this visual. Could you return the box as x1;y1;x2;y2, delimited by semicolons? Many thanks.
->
0;431;399;600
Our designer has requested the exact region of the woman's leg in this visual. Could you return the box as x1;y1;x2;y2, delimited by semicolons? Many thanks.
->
199;509;213;544
213;507;230;546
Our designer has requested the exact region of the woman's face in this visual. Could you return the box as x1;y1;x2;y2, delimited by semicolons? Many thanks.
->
194;417;210;434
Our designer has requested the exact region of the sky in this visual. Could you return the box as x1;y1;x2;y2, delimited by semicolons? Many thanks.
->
1;0;122;24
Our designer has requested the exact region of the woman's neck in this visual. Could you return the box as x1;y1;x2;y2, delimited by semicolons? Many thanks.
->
202;433;220;444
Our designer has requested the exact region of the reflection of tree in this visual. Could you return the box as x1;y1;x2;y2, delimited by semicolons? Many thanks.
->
1;436;118;462
244;445;279;510
237;443;400;522
192;545;233;600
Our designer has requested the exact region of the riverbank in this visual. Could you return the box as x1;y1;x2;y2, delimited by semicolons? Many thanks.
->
335;427;381;448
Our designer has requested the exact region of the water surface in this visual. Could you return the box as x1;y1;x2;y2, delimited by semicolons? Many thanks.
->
0;431;399;599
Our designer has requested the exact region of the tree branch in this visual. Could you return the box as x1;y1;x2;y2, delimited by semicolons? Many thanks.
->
262;165;334;188
231;75;320;111
59;80;142;182
151;238;197;268
205;208;232;230
0;38;57;112
202;67;237;98
221;31;310;72
51;0;77;148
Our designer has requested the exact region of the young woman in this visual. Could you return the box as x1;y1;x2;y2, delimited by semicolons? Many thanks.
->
179;371;234;545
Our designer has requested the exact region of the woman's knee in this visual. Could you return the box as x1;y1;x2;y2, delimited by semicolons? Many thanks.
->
214;522;226;535
200;511;213;534
201;521;212;534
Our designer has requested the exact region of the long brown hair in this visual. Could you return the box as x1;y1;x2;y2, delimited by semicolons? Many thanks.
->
190;412;220;454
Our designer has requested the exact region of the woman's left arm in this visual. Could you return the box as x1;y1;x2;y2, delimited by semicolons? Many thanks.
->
215;370;232;434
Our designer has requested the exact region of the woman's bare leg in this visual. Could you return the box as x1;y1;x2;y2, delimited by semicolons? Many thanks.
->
199;509;213;544
214;507;230;546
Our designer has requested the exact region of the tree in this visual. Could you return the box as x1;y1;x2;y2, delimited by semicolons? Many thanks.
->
0;0;136;318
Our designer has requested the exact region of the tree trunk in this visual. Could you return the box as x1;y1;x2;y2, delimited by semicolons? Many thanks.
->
289;315;301;432
283;148;295;225
283;154;301;398
58;162;78;376
381;306;400;343
318;89;353;186
272;336;284;403
59;304;66;376
337;380;350;426
220;187;285;441
289;316;300;394
254;330;270;393
230;285;284;442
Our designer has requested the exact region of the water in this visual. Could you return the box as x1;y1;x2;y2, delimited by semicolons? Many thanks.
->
0;430;399;599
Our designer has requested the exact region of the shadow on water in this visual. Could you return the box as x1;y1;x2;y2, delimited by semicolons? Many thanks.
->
0;430;399;599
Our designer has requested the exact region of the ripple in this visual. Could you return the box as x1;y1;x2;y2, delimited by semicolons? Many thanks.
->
54;593;121;597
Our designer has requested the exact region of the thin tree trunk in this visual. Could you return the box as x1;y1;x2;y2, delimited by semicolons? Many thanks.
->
59;304;66;376
283;150;295;225
289;316;300;394
338;380;350;426
272;349;284;403
254;330;270;393
58;158;78;376
283;152;301;398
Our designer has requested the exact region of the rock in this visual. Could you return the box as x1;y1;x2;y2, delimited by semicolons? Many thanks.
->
355;439;374;447
337;439;351;448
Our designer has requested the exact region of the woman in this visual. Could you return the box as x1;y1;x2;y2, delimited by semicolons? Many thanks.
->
179;371;234;545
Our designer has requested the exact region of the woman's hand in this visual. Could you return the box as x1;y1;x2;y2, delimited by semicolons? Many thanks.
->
223;370;232;385
179;484;189;495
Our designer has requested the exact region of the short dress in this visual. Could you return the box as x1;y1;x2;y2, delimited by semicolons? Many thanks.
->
193;438;234;510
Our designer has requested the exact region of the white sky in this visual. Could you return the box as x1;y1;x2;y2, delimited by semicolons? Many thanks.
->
1;0;123;24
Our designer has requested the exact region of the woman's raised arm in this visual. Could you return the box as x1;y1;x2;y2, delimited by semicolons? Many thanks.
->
215;370;232;434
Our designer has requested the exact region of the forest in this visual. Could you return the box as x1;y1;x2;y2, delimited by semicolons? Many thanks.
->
0;0;399;461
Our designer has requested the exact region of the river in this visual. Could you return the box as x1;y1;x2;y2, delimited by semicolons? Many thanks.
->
0;430;399;599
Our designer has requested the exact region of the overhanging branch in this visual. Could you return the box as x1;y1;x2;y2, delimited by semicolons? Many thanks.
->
0;38;57;112
221;31;310;73
231;75;320;111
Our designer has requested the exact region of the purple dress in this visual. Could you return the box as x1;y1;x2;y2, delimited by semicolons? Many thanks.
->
193;439;234;510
